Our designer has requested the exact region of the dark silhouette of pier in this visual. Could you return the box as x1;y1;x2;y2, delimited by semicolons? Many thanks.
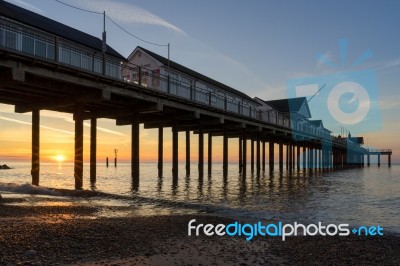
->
0;2;392;190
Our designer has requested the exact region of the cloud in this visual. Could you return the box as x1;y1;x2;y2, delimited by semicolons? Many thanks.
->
68;0;186;35
5;0;45;14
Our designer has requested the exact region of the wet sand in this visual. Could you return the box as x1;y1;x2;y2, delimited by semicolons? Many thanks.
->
0;197;399;265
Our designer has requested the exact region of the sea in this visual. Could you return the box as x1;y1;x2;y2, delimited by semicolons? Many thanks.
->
1;161;399;235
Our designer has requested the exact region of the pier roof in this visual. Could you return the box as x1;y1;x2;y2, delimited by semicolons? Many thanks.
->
0;1;125;60
262;97;311;118
133;46;254;101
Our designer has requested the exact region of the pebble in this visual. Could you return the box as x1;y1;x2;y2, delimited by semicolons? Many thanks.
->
25;250;37;258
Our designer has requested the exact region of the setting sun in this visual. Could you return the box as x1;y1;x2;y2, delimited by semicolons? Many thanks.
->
55;154;65;162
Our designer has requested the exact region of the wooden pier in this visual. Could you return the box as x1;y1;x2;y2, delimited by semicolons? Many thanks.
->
0;2;392;190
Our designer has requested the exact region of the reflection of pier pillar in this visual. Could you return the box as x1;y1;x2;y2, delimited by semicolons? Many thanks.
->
74;103;84;190
31;110;40;186
223;129;228;178
172;122;178;179
256;135;261;175
378;154;381;167
238;136;243;174
90;118;97;184
158;127;163;178
262;141;266;172
251;138;254;174
131;116;140;189
388;154;391;167
185;130;190;177
208;133;212;176
279;139;283;171
269;140;274;171
198;126;204;179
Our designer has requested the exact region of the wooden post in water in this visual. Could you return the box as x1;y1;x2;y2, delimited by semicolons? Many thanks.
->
286;143;289;170
208;133;212;177
90;118;97;184
74;103;84;190
367;153;370;167
302;145;306;170
388;154;391;167
378;154;381;167
158;127;163;178
131;116;140;188
262;140;266;172
198;126;204;179
172;122;178;179
279;139;283;171
297;145;300;170
185;130;190;177
256;135;261;176
242;132;247;176
223;129;228;178
269;140;274;172
238;136;243;174
31;110;40;186
251;138;254;174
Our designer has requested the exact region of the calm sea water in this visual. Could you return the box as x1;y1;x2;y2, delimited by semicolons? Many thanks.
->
1;161;399;234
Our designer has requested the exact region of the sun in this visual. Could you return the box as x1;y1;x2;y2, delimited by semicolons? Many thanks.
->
55;154;65;162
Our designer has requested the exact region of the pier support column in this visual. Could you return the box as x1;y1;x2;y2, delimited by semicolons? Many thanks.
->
131;116;140;189
243;132;247;176
208;133;212;177
378;154;381;167
74;103;84;190
302;145;306;170
319;149;322;169
223;129;228;178
367;154;370;167
31;110;40;186
238;136;243;174
172;122;178;179
262;141;266;172
286;143;289;170
256;135;261;176
158;127;164;178
279;139;283;171
198;126;204;179
296;145;300;170
269;140;274;172
251;138;254;174
185;130;190;177
90;118;97;184
309;147;314;169
388;154;391;167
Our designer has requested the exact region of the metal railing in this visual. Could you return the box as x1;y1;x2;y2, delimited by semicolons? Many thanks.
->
0;15;335;142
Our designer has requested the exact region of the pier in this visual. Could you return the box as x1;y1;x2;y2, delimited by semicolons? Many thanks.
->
0;2;392;190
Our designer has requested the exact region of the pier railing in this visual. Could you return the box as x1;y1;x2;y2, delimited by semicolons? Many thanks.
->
0;15;332;142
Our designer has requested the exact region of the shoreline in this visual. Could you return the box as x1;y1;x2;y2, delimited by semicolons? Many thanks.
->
1;196;400;265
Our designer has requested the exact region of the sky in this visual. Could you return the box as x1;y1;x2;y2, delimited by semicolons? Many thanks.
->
1;0;400;163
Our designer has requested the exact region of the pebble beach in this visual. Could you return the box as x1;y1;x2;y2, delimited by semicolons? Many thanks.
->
1;195;399;265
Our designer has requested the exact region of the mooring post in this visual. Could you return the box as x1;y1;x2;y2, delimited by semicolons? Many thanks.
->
208;133;212;177
269;140;274;172
158;127;163;178
131;116;140;188
198;126;204;179
31;109;40;186
172;121;178;179
74;103;84;190
185;129;190;177
223;129;228;178
90;117;97;184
